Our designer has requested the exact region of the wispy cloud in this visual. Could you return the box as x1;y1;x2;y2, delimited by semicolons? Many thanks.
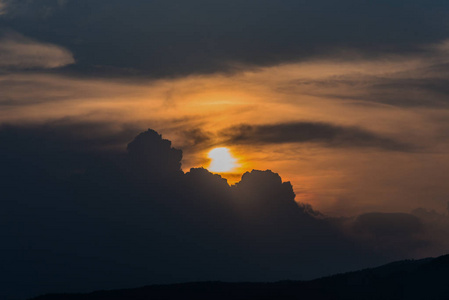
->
0;31;74;69
220;122;411;151
0;0;7;15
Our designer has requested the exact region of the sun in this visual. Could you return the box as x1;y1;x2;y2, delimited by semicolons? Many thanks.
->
207;147;239;173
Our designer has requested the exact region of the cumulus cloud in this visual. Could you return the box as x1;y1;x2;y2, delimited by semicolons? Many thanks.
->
127;129;183;177
0;31;74;69
220;122;410;151
3;124;449;299
0;125;392;299
1;123;449;300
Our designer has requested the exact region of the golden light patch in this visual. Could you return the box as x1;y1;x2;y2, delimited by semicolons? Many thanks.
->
207;147;239;173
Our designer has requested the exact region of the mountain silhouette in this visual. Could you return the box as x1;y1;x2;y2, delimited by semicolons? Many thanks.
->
30;253;449;300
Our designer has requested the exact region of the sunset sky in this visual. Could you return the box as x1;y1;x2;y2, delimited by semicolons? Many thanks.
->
2;3;449;215
2;1;449;299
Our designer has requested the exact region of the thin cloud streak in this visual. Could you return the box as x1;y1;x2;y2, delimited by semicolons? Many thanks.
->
0;31;74;69
220;122;411;151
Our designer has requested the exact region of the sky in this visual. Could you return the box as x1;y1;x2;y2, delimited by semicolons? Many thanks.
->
2;1;449;299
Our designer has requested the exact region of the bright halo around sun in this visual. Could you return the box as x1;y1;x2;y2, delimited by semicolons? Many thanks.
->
207;147;239;173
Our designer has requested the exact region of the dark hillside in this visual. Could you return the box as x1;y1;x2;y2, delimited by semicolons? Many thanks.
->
31;254;449;300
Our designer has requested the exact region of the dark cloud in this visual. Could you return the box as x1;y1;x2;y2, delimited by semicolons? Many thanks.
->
1;0;448;77
330;212;428;258
0;124;399;300
365;77;449;107
2;123;449;300
0;120;141;153
127;129;183;178
177;128;213;150
411;208;449;257
221;122;410;151
353;212;423;237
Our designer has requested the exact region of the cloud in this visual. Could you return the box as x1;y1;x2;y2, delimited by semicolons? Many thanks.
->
331;212;429;259
1;53;449;217
288;71;449;108
0;31;74;69
0;1;7;15
353;213;422;237
127;129;183;177
268;40;449;108
2;123;449;300
176;128;213;150
411;208;449;257
0;120;142;153
0;0;447;77
0;124;392;299
220;122;410;151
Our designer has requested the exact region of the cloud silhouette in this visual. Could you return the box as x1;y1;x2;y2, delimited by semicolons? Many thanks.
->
353;212;423;237
127;129;183;177
0;124;445;300
221;122;410;151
